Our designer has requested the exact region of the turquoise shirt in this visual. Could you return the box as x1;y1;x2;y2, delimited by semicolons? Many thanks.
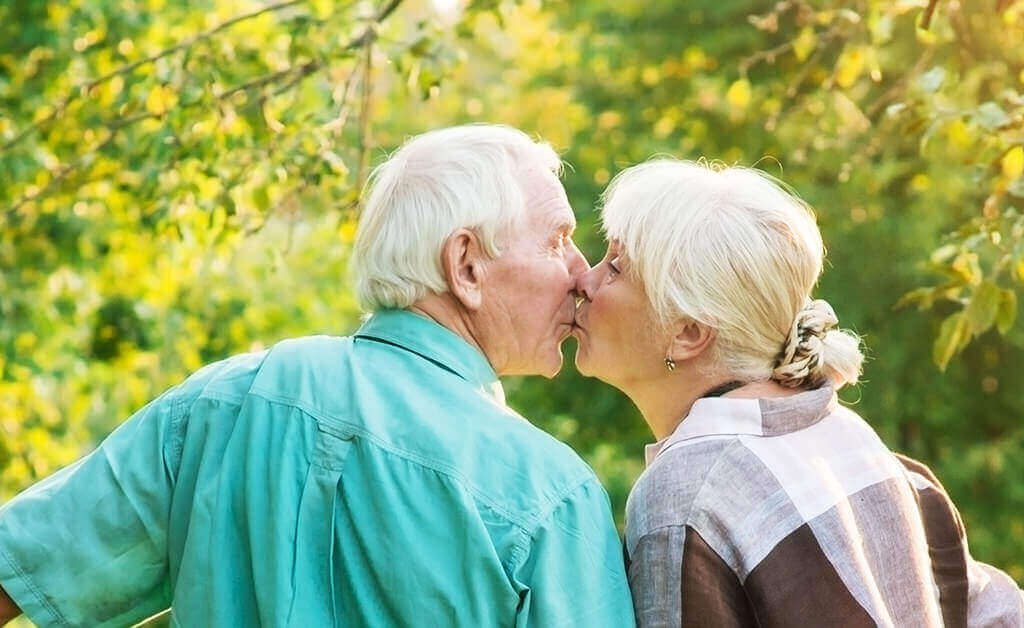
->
0;310;634;627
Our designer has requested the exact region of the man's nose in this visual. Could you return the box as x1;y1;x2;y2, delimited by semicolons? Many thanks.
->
566;240;590;280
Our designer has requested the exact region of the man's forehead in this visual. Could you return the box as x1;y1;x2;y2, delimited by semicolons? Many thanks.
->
522;169;574;228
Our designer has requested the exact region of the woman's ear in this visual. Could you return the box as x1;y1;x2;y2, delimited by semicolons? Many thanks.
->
666;319;716;363
441;228;487;311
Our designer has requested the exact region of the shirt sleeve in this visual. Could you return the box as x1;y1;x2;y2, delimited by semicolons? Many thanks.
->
627;525;755;628
895;452;1024;626
509;478;635;628
0;391;186;628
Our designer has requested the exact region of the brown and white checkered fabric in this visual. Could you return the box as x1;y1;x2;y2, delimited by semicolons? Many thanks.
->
625;386;1024;627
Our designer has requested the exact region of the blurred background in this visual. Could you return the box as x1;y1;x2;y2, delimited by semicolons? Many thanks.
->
1;1;1023;621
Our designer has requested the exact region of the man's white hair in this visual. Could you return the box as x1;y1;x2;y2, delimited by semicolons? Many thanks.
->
353;124;561;311
600;159;863;389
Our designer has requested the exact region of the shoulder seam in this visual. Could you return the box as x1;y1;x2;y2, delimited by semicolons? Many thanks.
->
506;475;603;571
248;390;589;531
685;438;752;530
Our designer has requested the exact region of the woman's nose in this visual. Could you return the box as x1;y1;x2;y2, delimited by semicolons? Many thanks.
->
574;265;600;302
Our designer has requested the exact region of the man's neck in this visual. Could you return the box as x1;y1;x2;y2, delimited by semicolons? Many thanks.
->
408;294;490;365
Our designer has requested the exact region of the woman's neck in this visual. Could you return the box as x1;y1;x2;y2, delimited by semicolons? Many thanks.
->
623;371;802;441
621;369;715;440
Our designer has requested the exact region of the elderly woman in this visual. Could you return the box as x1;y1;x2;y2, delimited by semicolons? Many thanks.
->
573;160;1024;626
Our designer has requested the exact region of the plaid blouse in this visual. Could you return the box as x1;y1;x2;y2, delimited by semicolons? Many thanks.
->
625;385;1024;627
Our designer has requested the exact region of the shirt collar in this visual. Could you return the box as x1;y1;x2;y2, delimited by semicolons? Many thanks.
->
355;309;505;404
645;384;836;466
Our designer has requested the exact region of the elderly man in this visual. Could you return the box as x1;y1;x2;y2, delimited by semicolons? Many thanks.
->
0;125;635;626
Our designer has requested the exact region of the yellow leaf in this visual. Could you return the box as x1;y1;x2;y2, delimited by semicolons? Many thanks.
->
792;27;817;62
597;110;621;129
653;116;675;139
726;78;752;112
33;104;54;123
311;0;333;20
683;47;707;71
915;25;938;45
946;119;971;150
834;48;864;88
909;173;931;192
146;85;178;117
641;66;660;86
953;252;982;285
263;102;285;134
338;220;358;244
14;332;35;353
1002;146;1023;179
933;312;969;371
832;91;869;133
100;75;124;107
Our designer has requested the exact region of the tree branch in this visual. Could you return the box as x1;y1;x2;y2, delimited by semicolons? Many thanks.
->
354;37;375;202
920;0;941;30
219;60;322;100
6;0;407;214
864;48;936;121
1;0;305;153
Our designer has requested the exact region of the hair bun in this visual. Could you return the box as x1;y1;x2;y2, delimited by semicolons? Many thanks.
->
772;299;838;388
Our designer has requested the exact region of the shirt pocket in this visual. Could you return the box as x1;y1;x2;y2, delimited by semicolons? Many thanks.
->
286;421;354;626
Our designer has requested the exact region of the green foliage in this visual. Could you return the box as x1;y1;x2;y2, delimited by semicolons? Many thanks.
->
1;4;1023;620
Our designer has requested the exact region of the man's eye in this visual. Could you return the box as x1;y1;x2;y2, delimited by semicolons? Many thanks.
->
608;258;621;275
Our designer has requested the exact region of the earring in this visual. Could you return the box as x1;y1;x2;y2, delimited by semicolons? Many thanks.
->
665;357;676;371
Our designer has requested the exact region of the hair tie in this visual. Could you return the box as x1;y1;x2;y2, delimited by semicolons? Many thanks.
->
772;299;838;388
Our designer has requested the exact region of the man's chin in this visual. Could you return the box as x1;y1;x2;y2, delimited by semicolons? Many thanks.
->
500;348;564;378
538;348;565;379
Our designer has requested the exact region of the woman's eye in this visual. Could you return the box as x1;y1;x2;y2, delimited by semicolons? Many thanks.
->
608;258;621;276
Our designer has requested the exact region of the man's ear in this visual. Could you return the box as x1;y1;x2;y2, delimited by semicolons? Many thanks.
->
441;228;487;311
666;318;716;364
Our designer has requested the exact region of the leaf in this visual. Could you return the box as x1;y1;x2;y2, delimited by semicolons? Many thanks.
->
792;27;817;62
834;47;864;88
310;0;333;20
966;281;1002;334
973;102;1010;131
997;289;1017;335
933;312;969;371
145;85;178;117
930;243;958;264
945;118;972;150
952;252;982;285
885;102;907;118
895;286;936;310
726;79;751;112
833;91;870;133
1002;146;1024;180
262;102;285;134
918;67;945;93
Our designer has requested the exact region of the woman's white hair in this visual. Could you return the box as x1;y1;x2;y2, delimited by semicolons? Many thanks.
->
600;159;863;390
353;124;561;311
